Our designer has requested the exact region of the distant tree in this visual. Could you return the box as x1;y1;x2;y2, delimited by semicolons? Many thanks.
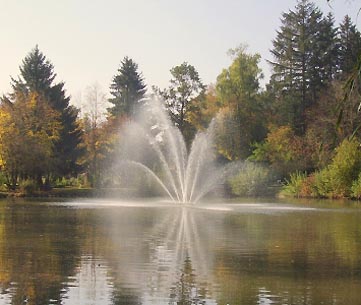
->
11;46;83;178
269;0;338;134
158;62;205;139
186;85;222;131
215;45;266;160
81;84;109;187
108;56;146;117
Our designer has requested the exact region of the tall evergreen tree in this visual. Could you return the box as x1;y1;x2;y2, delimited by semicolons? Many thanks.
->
11;46;83;178
338;15;361;75
269;0;337;134
108;56;146;117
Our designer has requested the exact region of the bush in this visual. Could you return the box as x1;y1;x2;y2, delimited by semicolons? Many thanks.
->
351;173;361;199
0;172;8;191
282;171;307;197
250;125;312;178
19;180;39;195
313;169;332;197
54;177;83;188
325;139;361;197
284;139;361;199
228;162;272;197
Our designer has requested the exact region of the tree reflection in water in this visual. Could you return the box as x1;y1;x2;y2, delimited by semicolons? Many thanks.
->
139;206;219;304
168;255;207;305
2;200;361;304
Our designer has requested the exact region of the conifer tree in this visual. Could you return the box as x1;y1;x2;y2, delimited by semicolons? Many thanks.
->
11;46;83;178
269;0;337;134
108;56;146;117
338;15;361;75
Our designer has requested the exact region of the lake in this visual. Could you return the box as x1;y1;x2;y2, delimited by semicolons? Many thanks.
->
0;198;361;305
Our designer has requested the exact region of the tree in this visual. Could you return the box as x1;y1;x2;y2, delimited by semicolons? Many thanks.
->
80;84;109;187
158;62;205;141
0;92;61;189
269;0;338;134
108;56;146;117
215;45;266;160
11;46;83;178
338;15;361;75
250;126;310;177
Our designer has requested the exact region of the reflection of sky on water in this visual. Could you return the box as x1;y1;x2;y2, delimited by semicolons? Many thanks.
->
51;200;322;305
62;257;113;305
59;205;224;305
2;199;361;304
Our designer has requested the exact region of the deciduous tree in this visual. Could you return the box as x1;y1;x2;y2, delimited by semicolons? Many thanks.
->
158;62;205;140
0;92;61;189
215;45;266;160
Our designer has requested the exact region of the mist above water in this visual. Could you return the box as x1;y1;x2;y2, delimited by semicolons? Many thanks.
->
115;99;230;203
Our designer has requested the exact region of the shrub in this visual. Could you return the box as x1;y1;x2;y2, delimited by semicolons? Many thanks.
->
282;171;307;197
287;139;361;199
54;177;83;188
351;173;361;199
250;125;312;178
313;169;332;198
326;139;361;197
0;172;8;191
19;179;39;195
228;162;272;197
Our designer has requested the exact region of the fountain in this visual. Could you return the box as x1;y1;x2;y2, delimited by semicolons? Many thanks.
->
116;99;230;204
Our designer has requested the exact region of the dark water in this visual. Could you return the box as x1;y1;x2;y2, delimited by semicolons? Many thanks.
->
0;198;361;305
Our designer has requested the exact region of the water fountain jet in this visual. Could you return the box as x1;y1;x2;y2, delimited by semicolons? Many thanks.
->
116;99;230;204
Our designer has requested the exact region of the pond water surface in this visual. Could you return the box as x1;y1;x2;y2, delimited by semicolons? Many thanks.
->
0;198;361;305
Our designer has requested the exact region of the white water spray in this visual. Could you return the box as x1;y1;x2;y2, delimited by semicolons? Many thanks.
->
117;99;229;203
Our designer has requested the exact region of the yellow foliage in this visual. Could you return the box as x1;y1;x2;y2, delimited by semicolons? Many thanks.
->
0;92;62;182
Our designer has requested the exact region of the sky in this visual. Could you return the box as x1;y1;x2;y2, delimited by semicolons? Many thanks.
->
0;0;360;105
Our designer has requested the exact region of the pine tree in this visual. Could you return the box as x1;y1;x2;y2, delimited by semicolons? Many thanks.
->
11;46;83;179
338;15;361;75
108;57;146;117
269;0;337;134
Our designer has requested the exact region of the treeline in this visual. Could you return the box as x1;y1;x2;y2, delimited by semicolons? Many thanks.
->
0;0;360;198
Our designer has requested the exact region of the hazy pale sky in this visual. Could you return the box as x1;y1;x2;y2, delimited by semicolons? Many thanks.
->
0;0;359;102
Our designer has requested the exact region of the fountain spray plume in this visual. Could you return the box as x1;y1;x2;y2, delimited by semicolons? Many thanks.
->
116;98;232;204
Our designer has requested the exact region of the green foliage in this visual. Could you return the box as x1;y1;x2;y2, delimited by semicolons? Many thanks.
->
284;139;361;198
11;46;84;178
19;179;39;195
54;177;83;188
108;56;146;117
282;171;308;197
12;45;55;93
157;62;205;141
228;162;272;197
250;126;311;178
214;45;266;160
325;138;361;197
351;173;361;199
312;169;332;197
0;172;8;192
338;15;361;75
269;0;337;133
